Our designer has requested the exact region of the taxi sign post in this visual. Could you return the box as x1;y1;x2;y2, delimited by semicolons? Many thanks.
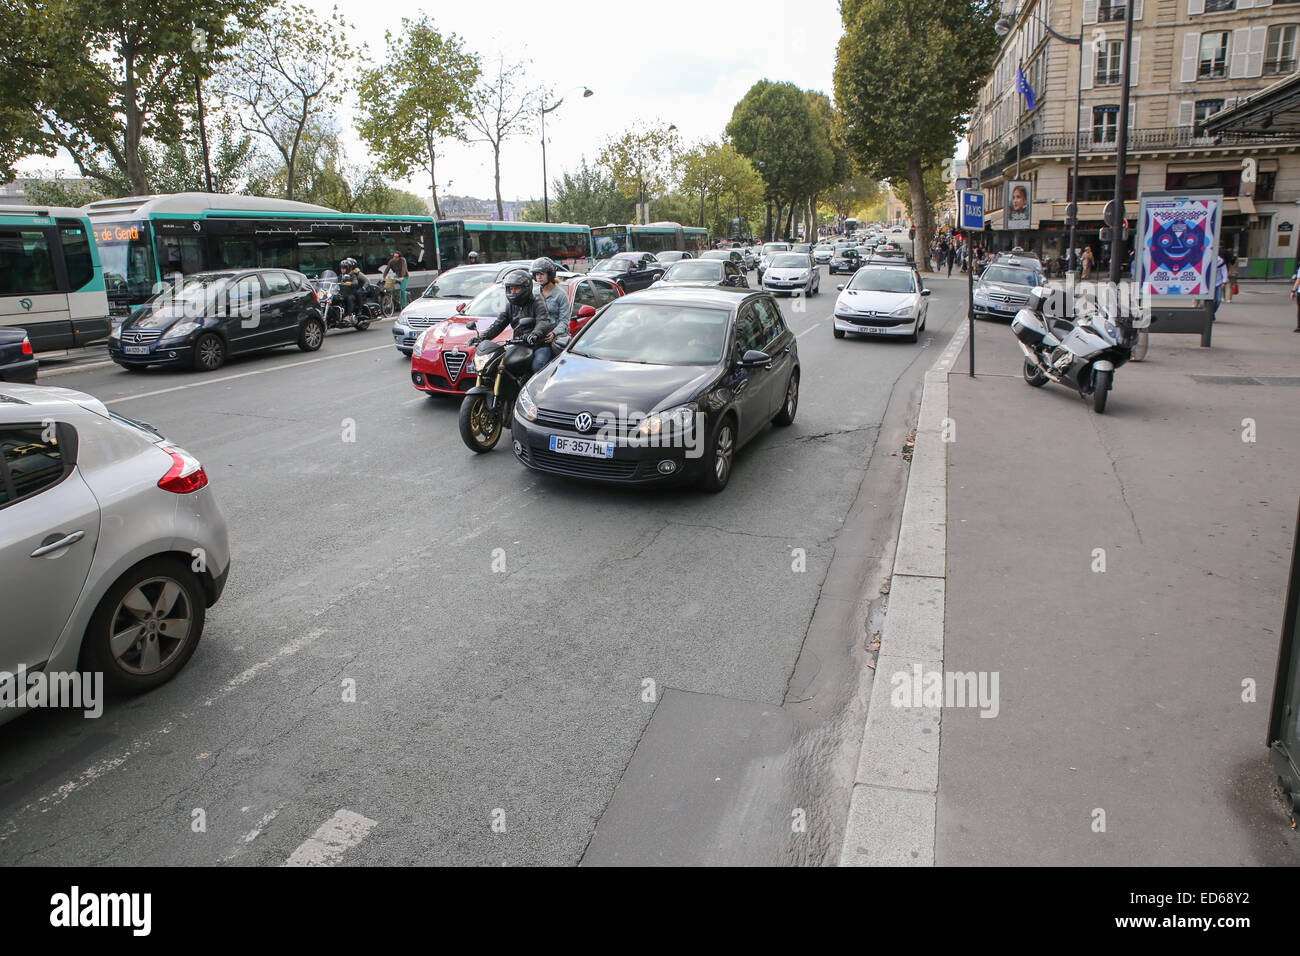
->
960;190;984;377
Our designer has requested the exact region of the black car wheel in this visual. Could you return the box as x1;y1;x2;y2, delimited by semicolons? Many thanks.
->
298;317;325;352
193;333;225;372
701;415;736;493
773;371;799;426
81;557;206;695
833;328;846;339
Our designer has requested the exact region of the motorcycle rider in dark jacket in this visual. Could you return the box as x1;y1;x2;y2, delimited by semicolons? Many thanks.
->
340;258;368;317
470;268;553;372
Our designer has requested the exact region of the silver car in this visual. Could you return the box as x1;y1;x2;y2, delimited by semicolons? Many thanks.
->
0;383;230;722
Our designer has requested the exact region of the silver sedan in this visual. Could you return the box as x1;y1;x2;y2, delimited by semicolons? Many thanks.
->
0;383;230;722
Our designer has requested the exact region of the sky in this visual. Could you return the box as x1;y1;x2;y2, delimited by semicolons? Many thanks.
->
19;0;846;204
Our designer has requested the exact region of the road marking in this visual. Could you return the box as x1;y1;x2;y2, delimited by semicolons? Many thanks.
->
796;324;822;338
285;809;378;867
203;629;326;707
104;345;395;404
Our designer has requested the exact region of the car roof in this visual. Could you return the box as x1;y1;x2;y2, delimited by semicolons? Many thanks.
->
0;382;115;421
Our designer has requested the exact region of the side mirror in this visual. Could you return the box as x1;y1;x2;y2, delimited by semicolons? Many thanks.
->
921;288;931;296
739;349;771;368
569;318;581;336
576;304;596;319
465;320;477;330
837;284;845;291
456;302;467;313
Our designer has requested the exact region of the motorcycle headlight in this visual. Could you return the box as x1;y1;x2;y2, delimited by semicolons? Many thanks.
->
636;403;697;438
890;304;916;318
1102;317;1121;342
516;387;538;422
472;348;494;373
160;320;199;342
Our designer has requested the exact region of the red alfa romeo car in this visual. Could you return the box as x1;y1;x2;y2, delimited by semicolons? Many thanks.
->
410;274;623;396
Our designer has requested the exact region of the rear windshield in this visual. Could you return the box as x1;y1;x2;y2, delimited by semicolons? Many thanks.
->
770;254;810;268
664;261;724;280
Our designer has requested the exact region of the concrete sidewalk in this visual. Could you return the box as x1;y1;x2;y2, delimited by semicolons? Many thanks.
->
937;289;1300;865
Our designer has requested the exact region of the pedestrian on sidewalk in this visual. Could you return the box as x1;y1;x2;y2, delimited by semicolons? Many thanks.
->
1082;246;1095;279
1289;266;1300;331
1212;254;1228;318
1223;248;1239;302
947;244;955;277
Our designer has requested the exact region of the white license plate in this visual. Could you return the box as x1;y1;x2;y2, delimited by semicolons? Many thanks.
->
549;435;614;459
124;345;149;354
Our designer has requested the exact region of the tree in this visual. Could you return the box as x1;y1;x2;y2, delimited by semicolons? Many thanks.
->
597;122;681;224
726;81;833;240
540;158;636;226
7;0;261;193
356;15;480;221
826;173;884;224
678;141;765;237
835;0;1000;268
803;90;847;242
22;173;106;208
217;2;355;200
468;58;540;221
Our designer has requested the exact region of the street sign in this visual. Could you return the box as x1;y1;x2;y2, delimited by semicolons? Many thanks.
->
960;191;984;231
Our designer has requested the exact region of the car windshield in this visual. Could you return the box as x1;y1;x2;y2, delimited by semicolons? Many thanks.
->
763;244;789;254
423;269;496;299
815;245;833;251
657;252;686;262
571;302;729;365
592;258;637;273
700;250;730;259
848;269;917;293
664;261;724;281
770;254;809;269
981;266;1040;286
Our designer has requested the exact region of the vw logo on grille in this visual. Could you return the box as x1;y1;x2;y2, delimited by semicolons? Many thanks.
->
574;412;594;433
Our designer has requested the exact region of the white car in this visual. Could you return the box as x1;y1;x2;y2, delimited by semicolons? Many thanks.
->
392;263;524;355
0;383;230;720
762;253;820;296
813;244;834;264
832;264;930;343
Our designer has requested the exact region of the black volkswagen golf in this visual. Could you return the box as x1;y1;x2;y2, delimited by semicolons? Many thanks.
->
108;268;325;372
510;287;799;492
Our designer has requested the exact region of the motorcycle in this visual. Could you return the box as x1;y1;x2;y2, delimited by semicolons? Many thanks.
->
458;329;542;453
312;270;378;332
1011;286;1134;415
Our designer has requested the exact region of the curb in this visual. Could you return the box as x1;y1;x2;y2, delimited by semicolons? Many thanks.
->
838;319;966;867
39;359;116;379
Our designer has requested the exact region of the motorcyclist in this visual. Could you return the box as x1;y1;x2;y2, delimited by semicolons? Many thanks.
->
530;256;569;369
469;268;552;374
340;258;368;317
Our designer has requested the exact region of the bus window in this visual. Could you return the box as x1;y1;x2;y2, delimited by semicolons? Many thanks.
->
57;220;95;290
0;229;58;295
157;235;205;277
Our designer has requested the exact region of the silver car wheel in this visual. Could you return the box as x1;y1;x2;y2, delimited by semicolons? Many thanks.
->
714;424;734;482
109;576;194;675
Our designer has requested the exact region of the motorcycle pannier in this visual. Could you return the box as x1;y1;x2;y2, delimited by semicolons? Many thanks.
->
1011;308;1050;348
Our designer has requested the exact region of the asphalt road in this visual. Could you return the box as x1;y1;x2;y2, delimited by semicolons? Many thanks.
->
0;261;969;866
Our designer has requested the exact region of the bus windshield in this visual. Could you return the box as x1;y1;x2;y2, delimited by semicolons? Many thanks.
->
95;222;157;301
592;229;630;258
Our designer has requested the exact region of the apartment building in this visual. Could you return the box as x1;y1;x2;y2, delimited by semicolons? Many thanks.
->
967;0;1300;276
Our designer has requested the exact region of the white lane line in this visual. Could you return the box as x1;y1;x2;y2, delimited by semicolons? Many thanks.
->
105;345;394;403
203;629;326;707
796;324;823;338
285;809;378;867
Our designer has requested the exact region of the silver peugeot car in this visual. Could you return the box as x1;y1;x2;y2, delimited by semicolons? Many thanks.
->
0;383;230;722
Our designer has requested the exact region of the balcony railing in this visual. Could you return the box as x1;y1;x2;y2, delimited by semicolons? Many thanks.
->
1030;127;1299;154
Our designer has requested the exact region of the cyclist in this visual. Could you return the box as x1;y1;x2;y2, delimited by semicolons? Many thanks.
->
385;249;409;309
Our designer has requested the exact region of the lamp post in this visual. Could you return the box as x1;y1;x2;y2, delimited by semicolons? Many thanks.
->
1107;0;1136;310
541;86;593;222
995;3;1083;275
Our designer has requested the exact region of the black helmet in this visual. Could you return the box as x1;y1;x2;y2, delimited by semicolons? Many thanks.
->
502;268;534;307
530;256;557;282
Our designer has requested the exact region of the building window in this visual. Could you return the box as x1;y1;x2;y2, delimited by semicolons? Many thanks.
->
1096;40;1124;85
1092;106;1120;142
1257;170;1277;201
1265;25;1299;74
1194;99;1225;136
1098;2;1127;21
1199;32;1229;78
1165;169;1242;196
1068;173;1139;202
1204;0;1235;10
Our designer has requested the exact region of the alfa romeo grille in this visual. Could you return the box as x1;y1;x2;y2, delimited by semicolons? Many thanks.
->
442;350;467;382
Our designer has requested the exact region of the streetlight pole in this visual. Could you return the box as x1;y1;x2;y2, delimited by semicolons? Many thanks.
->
540;87;593;222
995;4;1083;275
1108;0;1136;305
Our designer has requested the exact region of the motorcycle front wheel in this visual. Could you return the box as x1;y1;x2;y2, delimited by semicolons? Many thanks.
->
1092;369;1112;414
1023;358;1048;388
459;394;503;452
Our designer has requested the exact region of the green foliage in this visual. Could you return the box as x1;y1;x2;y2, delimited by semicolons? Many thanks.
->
597;122;681;219
469;58;541;221
545;158;636;226
5;0;263;192
217;2;357;200
356;15;480;219
726;80;835;214
22;174;106;208
676;141;765;234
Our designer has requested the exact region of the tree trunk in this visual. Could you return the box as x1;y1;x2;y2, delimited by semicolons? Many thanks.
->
426;133;442;220
764;202;772;241
906;156;932;273
784;202;794;241
122;49;149;194
493;144;504;221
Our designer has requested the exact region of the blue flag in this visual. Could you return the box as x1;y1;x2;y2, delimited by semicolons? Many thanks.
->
1017;65;1036;111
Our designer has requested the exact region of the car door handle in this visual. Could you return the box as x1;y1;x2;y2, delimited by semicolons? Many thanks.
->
31;530;85;557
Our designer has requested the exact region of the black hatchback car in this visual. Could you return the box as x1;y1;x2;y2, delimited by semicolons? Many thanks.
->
652;258;749;289
510;287;799;492
108;268;325;372
589;253;666;294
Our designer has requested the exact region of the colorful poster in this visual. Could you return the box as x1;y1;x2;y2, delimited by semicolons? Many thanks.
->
1005;180;1031;230
1138;193;1223;300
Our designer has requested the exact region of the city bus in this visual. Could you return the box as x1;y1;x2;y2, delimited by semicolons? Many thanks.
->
435;219;593;272
591;222;705;258
844;217;860;236
1;205;110;351
82;193;441;316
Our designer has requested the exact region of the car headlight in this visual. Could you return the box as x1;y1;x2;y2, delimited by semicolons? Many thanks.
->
516;387;538;421
636;403;697;438
472;348;494;373
109;322;122;340
413;332;426;358
890;304;916;318
160;320;199;342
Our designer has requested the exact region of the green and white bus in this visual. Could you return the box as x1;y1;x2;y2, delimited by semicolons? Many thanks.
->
590;222;708;259
435;219;593;272
82;193;442;316
1;205;110;352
